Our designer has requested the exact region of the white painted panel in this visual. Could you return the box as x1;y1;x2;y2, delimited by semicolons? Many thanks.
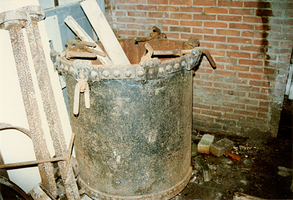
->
44;15;66;88
39;0;54;9
81;0;130;65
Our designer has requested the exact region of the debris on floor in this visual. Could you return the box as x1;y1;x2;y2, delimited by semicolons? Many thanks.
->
211;138;234;157
198;134;215;154
193;156;212;182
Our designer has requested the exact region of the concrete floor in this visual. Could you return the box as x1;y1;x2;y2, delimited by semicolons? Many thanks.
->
174;96;293;199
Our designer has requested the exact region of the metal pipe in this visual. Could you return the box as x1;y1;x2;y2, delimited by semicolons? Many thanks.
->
0;10;58;197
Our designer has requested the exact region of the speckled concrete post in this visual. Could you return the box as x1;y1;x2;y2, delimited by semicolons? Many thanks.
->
0;10;58;197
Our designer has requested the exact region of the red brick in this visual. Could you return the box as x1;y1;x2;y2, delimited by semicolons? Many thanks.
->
260;101;270;107
261;88;271;94
194;80;213;86
228;37;252;44
257;112;269;119
193;0;217;6
237;85;260;93
219;0;243;7
212;106;233;113
170;26;191;32
148;0;168;4
224;113;245;120
223;102;245;109
127;24;145;30
170;0;192;5
166;33;179;39
137;18;156;24
254;24;271;31
196;67;213;74
181;21;202;27
148;12;166;18
127;0;146;3
234;110;256;117
229;8;254;15
251;67;264;73
216;29;240;36
242;31;265;38
193;108;201;114
226;65;249;72
158;6;179;12
227;51;250;58
247;105;269;113
137;5;157;11
114;11;127;16
216;43;238;50
119;30;137;36
193;14;216;20
127;11;147;17
248;93;270;100
204;22;228;28
239;59;263;66
218;15;242;22
214;82;236;89
200;42;215;48
180;7;203;13
204;35;226;42
237;98;259;105
117;18;136;23
244;2;271;8
239;72;262;80
264;68;275;75
243;16;268;24
223;90;246;97
229;23;254;30
253;39;269;46
214;70;236;76
158;19;179;26
240;45;261;52
193;103;211;110
170;13;192;19
208;49;225;57
202;87;222;93
193;28;213;34
181;33;203;40
117;5;135;10
205;7;228;14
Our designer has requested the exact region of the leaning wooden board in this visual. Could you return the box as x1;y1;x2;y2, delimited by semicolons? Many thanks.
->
80;0;130;65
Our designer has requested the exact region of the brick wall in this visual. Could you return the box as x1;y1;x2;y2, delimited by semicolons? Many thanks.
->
105;0;293;138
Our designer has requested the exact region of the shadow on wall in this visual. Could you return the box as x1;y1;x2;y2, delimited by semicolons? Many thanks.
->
256;0;273;67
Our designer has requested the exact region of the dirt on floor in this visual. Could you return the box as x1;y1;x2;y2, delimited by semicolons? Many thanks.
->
174;97;293;200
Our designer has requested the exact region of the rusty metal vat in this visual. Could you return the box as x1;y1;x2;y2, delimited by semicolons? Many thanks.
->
53;36;215;199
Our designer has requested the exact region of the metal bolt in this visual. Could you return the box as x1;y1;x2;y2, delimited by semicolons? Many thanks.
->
113;70;121;77
125;70;132;77
91;71;98;78
149;69;154;76
103;70;110;77
181;61;187;67
192;49;198;56
158;68;164;74
137;70;144;77
166;65;172;72
69;67;74;73
190;58;194;65
174;63;180;70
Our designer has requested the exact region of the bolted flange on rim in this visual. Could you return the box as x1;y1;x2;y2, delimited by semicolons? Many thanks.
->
0;10;31;30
